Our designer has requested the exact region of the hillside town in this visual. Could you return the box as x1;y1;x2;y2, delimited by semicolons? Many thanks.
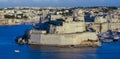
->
0;7;120;30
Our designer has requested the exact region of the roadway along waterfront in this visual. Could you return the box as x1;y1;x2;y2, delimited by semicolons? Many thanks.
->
0;25;120;59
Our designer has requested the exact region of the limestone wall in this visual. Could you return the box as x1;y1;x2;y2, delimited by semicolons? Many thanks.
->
29;32;98;45
110;23;120;30
54;22;86;34
91;22;120;33
29;32;41;44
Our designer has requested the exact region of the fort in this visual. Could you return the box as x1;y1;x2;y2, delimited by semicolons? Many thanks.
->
28;15;101;47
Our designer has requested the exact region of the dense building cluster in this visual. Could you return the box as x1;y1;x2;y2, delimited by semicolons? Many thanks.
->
0;7;120;33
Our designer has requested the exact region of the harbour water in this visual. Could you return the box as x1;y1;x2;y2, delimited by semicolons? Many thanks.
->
0;25;120;59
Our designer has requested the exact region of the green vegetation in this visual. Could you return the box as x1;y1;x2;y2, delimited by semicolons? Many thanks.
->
4;15;15;19
4;14;28;19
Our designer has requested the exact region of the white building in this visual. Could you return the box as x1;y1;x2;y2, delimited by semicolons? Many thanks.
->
51;15;63;20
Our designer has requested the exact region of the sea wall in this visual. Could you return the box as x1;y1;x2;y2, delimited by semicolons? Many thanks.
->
29;32;98;46
86;22;120;33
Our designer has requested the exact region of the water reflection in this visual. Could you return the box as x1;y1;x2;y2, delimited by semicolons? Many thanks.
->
29;45;97;59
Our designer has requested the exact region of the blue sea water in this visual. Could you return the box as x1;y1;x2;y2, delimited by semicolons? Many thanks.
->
0;25;120;59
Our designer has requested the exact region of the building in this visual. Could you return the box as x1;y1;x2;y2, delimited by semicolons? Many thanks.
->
0;19;15;25
51;15;63;20
49;22;85;34
28;15;100;47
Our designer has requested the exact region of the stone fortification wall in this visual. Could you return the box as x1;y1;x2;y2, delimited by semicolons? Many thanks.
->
29;32;98;45
91;22;120;33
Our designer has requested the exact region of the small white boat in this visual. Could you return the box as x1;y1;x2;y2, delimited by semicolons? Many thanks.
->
102;33;109;38
14;50;20;53
17;38;22;42
118;30;120;32
117;29;120;34
102;39;113;42
113;35;119;41
16;38;26;45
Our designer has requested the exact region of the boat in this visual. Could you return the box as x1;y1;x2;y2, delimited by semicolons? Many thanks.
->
113;35;119;41
15;37;26;45
14;50;20;53
117;29;120;34
101;39;113;42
